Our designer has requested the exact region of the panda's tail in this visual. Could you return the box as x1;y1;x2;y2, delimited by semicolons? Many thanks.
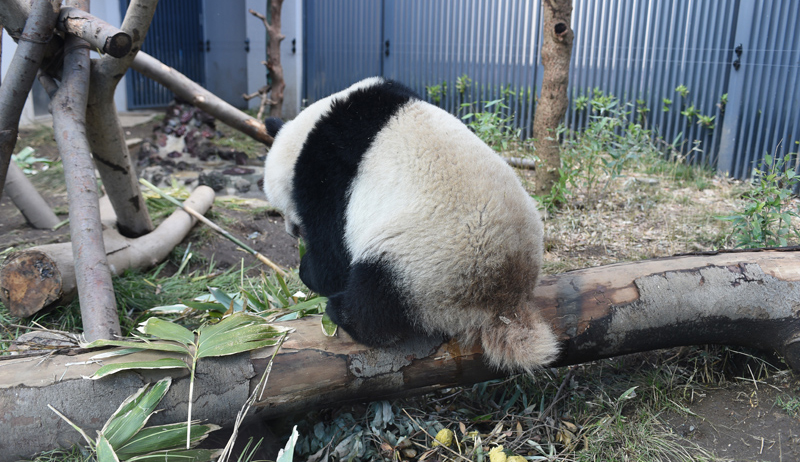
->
480;305;560;374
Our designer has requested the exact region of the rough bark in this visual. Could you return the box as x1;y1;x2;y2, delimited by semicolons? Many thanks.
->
3;249;800;460
4;161;60;229
249;0;286;118
0;0;60;198
0;0;64;78
532;0;573;197
0;186;216;318
51;0;121;341
57;7;132;58
131;51;273;145
84;0;158;238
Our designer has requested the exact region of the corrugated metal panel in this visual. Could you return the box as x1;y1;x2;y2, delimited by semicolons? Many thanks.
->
121;0;205;109
301;0;800;179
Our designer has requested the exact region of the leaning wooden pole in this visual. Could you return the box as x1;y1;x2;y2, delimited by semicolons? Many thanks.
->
84;0;159;238
2;249;800;460
50;0;121;341
130;51;273;145
0;0;60;198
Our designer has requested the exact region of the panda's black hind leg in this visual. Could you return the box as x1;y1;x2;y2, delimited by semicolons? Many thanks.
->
326;259;418;347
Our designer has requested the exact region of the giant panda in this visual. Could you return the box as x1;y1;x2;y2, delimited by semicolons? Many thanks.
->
263;77;559;373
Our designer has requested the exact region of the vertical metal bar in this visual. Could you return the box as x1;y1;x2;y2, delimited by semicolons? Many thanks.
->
718;0;757;176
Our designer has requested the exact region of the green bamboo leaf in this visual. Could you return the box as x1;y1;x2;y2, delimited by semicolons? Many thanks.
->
195;313;287;358
102;378;172;449
286;297;328;313
96;434;121;462
275;271;293;299
321;312;338;337
82;338;189;354
182;301;227;313
115;422;220;459
148;304;191;314
242;289;268;311
92;358;188;379
48;404;96;447
140;318;196;346
126;449;219;462
276;426;299;462
207;287;236;308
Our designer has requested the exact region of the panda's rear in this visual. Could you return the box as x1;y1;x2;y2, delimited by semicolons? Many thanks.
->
264;77;560;373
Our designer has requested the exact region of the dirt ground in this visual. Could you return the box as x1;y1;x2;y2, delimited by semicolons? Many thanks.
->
4;120;800;462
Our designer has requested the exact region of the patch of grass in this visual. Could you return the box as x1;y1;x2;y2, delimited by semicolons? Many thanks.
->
19;124;56;149
216;121;266;158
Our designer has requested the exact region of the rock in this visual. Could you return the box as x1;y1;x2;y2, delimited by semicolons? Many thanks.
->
232;177;251;193
198;171;227;192
141;165;172;188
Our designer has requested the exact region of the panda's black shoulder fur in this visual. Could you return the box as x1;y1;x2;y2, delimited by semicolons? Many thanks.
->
291;79;420;296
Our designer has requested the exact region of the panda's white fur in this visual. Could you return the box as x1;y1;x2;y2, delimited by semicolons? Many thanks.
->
264;77;559;372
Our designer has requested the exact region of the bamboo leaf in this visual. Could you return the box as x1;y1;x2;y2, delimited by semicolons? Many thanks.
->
126;449;219;462
195;313;288;359
115;422;220;459
183;301;227;313
48;404;96;448
102;378;173;449
321;312;338;337
96;434;121;462
83;338;189;355
139;318;196;346
276;426;299;462
92;358;188;379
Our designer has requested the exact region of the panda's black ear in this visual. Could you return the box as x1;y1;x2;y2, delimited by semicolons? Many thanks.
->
264;117;284;138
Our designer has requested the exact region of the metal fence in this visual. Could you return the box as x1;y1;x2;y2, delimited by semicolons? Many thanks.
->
302;0;800;179
121;0;205;109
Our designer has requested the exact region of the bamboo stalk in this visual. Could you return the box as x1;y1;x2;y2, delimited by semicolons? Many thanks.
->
138;179;287;276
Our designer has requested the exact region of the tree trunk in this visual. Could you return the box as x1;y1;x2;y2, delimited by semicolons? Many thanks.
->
0;186;216;318
4;162;60;229
532;0;573;197
0;0;60;198
84;0;159;238
131;51;273;145
2;249;800;460
266;0;286;118
51;0;121;341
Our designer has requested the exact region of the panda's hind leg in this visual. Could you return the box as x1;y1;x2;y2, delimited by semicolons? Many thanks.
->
326;259;418;347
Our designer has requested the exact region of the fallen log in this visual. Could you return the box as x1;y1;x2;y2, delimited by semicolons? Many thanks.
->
0;186;216;317
1;249;799;460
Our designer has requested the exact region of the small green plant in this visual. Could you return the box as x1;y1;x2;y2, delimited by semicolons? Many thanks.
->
722;153;800;247
697;114;716;129
590;88;618;114
425;81;447;104
718;93;728;112
49;378;220;461
455;74;472;94
574;94;590;112
662;98;672;112
675;84;690;98
12;146;51;175
635;99;650;123
680;103;699;121
83;313;289;448
461;99;520;152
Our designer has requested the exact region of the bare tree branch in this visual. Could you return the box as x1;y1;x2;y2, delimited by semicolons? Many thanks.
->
248;2;286;118
57;7;132;58
84;0;159;238
51;0;120;341
131;51;273;145
0;0;60;198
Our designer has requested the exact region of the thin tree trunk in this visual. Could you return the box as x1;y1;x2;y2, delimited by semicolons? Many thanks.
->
249;0;286;118
51;0;121;342
2;249;800;460
84;0;159;238
532;0;573;197
0;0;60;198
4;162;60;229
131;51;274;145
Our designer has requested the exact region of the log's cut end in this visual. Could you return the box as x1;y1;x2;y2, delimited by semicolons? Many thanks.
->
0;250;62;317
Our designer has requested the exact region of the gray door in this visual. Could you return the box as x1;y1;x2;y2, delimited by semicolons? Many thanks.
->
203;0;248;109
